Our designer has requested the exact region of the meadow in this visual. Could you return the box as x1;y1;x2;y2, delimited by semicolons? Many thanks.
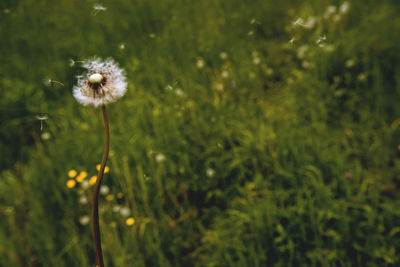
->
1;0;400;266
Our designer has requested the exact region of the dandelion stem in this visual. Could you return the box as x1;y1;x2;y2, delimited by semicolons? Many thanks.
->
93;105;109;267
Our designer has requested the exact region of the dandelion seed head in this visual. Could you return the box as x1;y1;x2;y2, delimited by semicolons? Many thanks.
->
81;180;90;189
73;57;127;107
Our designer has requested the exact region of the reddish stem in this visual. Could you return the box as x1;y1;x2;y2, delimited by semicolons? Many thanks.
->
93;105;109;267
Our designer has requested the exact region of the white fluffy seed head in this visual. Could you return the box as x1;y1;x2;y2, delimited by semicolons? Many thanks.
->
73;57;127;107
89;73;103;84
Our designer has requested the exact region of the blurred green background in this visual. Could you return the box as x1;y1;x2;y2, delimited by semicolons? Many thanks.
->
1;0;400;266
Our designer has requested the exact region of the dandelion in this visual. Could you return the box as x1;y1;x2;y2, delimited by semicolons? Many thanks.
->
196;58;205;69
105;194;114;201
76;171;88;182
68;170;78;178
126;217;135;226
155;153;166;163
66;180;76;188
79;215;90;225
73;58;127;107
96;164;110;173
89;176;97;186
117;192;124;199
72;57;127;267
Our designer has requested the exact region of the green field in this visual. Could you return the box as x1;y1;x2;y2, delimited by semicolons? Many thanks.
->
1;0;400;266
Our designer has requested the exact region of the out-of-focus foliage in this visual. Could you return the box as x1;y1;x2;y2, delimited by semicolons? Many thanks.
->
1;0;400;266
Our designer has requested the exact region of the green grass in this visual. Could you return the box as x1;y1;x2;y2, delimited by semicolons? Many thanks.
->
1;0;400;266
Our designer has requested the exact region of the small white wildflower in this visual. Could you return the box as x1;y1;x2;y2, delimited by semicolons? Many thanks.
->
73;57;127;107
219;52;228;60
79;215;90;225
81;180;90;189
41;132;51;140
175;89;184;96
253;57;261;65
100;185;110;195
339;2;350;14
221;70;229;78
79;196;88;204
196;58;205;69
120;207;131;217
155;153;166;163
206;168;215;177
345;59;355;68
357;73;367;82
297;45;309;59
113;205;121;212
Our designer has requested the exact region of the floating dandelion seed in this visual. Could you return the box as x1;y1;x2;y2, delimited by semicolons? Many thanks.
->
316;35;327;47
92;4;107;15
44;78;64;87
36;114;48;131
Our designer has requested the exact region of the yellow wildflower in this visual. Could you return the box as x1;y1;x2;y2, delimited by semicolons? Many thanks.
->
76;171;88;182
89;176;97;186
117;192;124;199
68;169;77;178
96;164;110;173
126;217;135;226
106;194;114;201
66;179;76;188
